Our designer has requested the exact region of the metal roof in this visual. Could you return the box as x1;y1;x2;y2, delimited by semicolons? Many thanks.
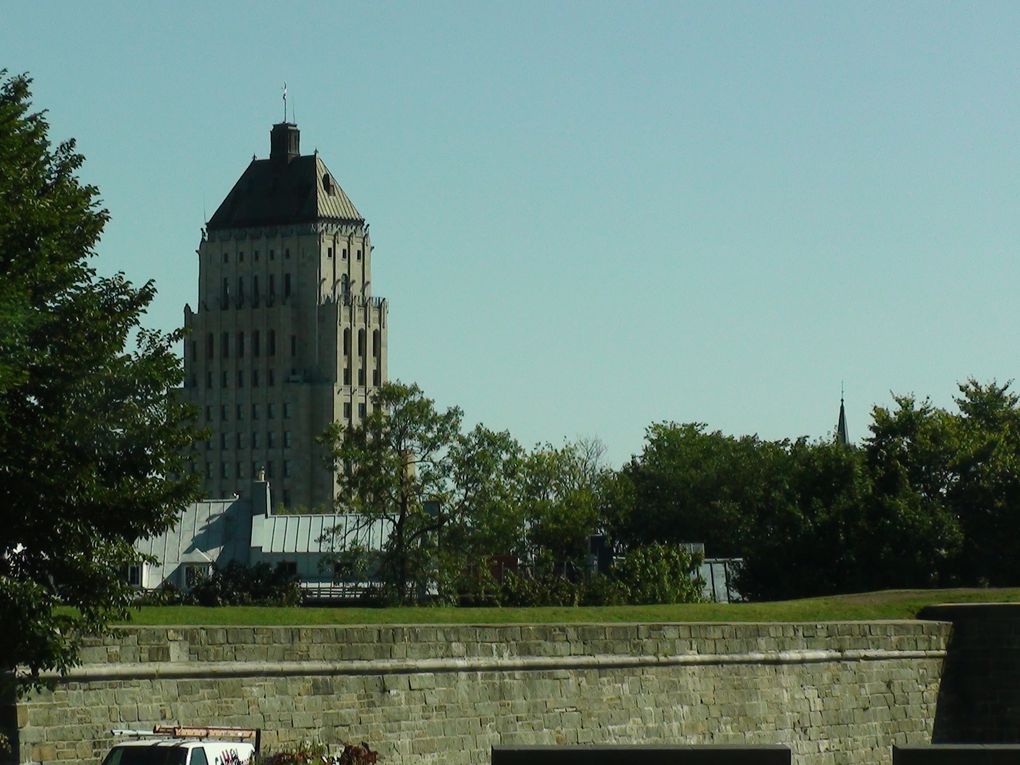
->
251;512;390;554
134;497;252;582
207;150;363;230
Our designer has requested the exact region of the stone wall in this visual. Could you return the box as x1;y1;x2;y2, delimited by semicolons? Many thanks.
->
5;622;950;765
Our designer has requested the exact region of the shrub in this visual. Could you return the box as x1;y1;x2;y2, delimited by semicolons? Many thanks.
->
185;562;301;606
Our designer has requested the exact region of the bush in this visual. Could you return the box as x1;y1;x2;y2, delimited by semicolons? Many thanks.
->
256;742;377;765
492;544;705;606
610;543;705;604
185;562;301;606
135;581;185;606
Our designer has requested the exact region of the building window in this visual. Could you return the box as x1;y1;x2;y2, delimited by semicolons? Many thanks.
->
268;432;276;448
284;460;292;478
237;277;245;306
283;402;291;419
252;403;259;420
252;369;259;387
237;462;244;479
223;253;229;263
205;405;211;422
358;368;365;385
268;402;276;419
252;461;259;477
284;273;291;298
221;332;229;358
268;370;275;387
278;560;296;577
267;461;274;478
253;274;259;302
221;462;228;479
269;249;274;260
221;404;228;421
236;432;243;449
290;335;297;357
268;330;276;356
343;328;351;355
284;431;292;448
206;371;212;388
237;331;244;358
236;403;243;420
253;431;260;448
328;247;333;259
220;432;228;449
127;565;141;587
343;367;351;385
285;248;290;259
253;330;260;357
222;278;229;304
344;403;351;418
206;333;214;359
359;403;367;418
373;368;380;385
237;370;244;387
373;329;380;357
342;248;347;259
239;251;244;263
205;462;212;479
269;274;275;296
358;329;365;356
357;249;362;260
222;371;228;388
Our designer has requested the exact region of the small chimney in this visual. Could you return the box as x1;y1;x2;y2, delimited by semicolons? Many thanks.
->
270;122;300;163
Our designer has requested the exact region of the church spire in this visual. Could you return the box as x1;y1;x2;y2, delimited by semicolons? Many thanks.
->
836;385;849;446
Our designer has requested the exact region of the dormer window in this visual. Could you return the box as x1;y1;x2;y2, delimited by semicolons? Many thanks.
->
322;174;334;195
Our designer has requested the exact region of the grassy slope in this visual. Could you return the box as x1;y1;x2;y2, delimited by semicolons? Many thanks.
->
115;588;1020;626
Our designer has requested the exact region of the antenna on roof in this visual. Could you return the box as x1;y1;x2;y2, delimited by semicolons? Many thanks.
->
282;82;288;122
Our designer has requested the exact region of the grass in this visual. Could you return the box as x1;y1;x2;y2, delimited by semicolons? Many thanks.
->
114;587;1020;626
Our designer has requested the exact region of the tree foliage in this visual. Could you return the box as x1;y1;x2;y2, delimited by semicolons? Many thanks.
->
0;71;200;688
323;382;463;604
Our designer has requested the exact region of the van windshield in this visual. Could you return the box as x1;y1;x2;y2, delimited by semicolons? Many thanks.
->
103;746;189;765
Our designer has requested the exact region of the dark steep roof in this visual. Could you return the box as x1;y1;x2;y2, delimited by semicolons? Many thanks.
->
207;128;363;230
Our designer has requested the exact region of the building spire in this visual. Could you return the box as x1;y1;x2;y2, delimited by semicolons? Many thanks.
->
282;82;288;123
836;382;849;446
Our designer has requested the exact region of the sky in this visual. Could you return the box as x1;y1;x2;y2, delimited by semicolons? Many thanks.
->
4;2;1020;467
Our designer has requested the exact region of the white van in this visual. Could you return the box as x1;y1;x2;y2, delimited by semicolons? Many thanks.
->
103;727;260;765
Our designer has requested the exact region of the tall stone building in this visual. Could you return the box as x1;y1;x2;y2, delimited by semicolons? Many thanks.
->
182;121;388;510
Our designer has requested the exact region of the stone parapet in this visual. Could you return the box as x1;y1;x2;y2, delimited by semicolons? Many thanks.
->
6;621;952;765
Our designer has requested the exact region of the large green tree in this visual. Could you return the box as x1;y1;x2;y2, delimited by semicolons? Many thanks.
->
323;381;463;604
0;72;200;688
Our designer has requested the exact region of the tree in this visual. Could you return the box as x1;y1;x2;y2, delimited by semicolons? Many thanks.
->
607;423;775;557
520;439;607;569
322;382;463;604
0;71;200;689
441;424;527;602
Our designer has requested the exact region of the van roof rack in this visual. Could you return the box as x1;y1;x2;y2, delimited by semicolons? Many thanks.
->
112;726;261;753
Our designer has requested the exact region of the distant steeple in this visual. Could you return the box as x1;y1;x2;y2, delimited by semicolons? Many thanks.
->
836;387;849;446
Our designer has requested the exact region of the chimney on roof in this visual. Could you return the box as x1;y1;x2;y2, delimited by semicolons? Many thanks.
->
270;122;300;164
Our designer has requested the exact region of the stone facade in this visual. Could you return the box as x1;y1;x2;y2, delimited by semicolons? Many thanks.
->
181;122;387;511
6;622;950;765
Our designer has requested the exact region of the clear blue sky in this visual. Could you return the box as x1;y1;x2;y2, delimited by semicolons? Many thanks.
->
5;2;1020;466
